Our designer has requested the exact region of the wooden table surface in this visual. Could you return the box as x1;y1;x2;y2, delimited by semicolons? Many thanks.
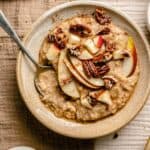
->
0;0;150;150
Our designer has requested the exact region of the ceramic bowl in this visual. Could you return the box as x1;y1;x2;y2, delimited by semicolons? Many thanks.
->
17;1;150;139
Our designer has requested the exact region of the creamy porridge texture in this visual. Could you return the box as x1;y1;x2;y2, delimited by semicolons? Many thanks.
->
36;8;139;122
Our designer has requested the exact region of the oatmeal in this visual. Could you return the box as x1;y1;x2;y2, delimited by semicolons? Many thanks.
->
36;8;139;122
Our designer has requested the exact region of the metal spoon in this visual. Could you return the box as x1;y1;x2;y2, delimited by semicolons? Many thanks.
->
0;10;50;69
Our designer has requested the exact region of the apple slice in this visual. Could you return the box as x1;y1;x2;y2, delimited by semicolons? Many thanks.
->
46;44;60;62
58;50;80;98
69;56;104;87
90;90;112;105
83;39;99;54
113;49;129;60
93;36;104;48
122;36;137;77
80;96;92;109
69;34;81;44
64;58;100;89
78;48;93;60
79;86;92;108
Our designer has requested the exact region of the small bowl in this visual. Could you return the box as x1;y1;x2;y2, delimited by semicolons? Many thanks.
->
16;1;150;139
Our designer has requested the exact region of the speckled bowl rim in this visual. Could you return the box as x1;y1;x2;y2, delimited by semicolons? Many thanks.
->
16;1;150;139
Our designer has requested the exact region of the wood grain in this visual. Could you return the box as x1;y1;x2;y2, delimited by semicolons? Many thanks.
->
0;0;149;150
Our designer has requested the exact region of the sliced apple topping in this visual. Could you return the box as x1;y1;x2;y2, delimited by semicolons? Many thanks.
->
78;49;93;60
93;36;104;48
112;36;137;77
64;58;99;89
90;90;112;105
69;56;104;88
68;46;93;60
83;39;99;54
113;49;129;60
80;88;98;108
69;34;81;44
122;36;137;77
58;50;80;98
46;44;60;62
80;96;93;109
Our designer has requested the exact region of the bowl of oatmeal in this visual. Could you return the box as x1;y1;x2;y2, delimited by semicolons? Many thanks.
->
17;1;150;138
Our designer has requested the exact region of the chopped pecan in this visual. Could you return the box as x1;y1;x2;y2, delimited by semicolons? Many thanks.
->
47;34;55;43
69;24;91;37
88;61;99;77
92;52;112;64
105;41;116;52
82;60;100;78
88;97;98;107
103;76;116;90
54;28;68;49
96;64;110;76
82;60;92;77
68;46;81;57
55;28;63;34
93;8;111;25
97;27;110;35
92;54;104;65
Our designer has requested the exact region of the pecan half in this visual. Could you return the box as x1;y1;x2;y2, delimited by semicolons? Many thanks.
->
82;60;100;78
88;61;99;77
92;54;104;65
82;60;92;77
103;76;116;90
69;24;91;37
83;60;109;78
97;27;110;35
88;97;98;107
54;28;68;49
93;8;111;25
96;64;110;76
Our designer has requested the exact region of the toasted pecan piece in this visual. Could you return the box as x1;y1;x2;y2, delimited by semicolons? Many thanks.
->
49;28;68;49
97;27;110;35
103;76;116;90
69;24;91;37
93;8;111;25
83;59;110;78
105;41;116;52
96;64;110;76
82;60;92;77
88;61;100;77
47;34;55;43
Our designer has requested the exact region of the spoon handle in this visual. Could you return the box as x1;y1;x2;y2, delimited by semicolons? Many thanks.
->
0;10;38;67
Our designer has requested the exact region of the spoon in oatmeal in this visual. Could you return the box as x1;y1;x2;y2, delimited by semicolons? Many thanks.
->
0;10;51;69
